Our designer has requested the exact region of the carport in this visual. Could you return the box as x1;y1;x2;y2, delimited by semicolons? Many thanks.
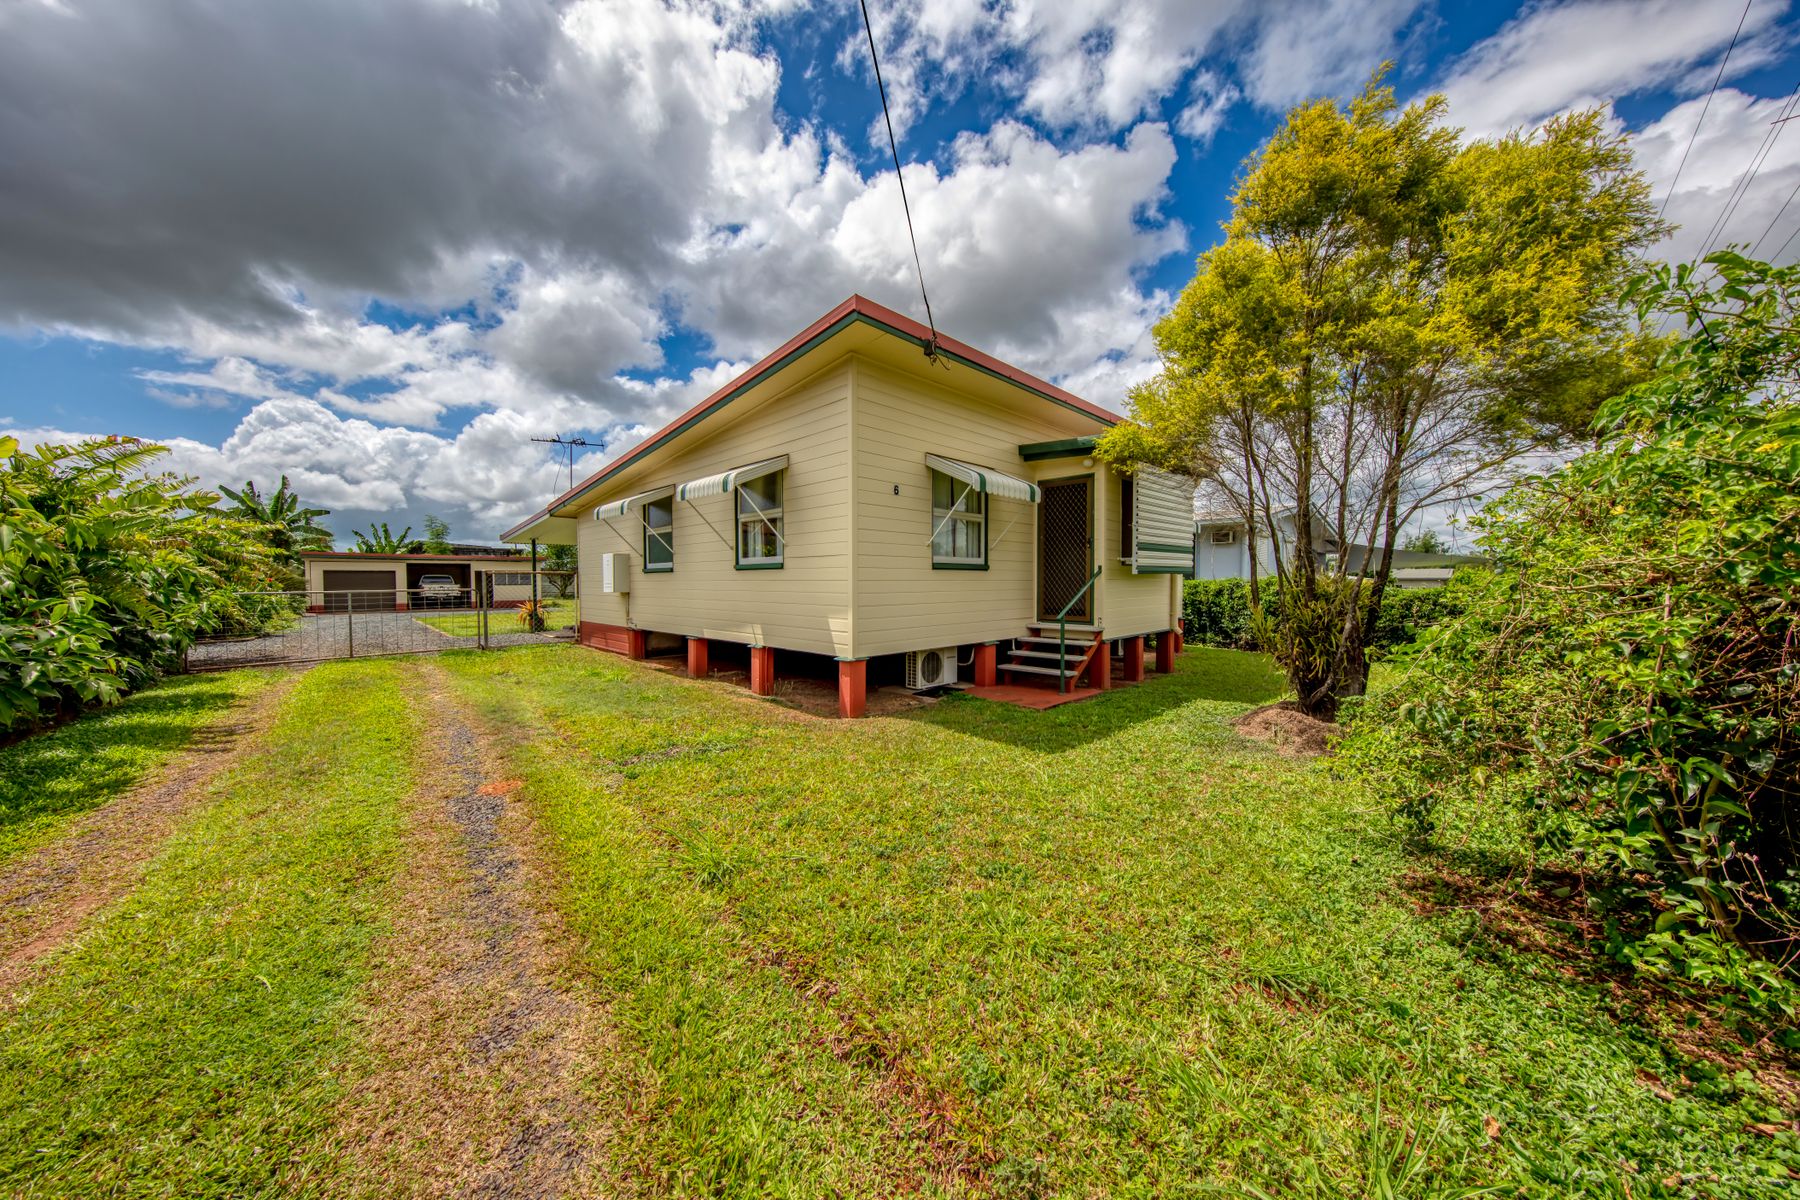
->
405;561;471;606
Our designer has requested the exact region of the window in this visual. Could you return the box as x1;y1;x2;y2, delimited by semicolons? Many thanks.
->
930;468;986;566
736;470;784;567
490;572;533;586
1210;527;1238;546
644;493;674;571
1120;477;1134;556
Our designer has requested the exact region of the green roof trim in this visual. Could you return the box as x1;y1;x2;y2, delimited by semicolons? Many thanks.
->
1018;435;1100;461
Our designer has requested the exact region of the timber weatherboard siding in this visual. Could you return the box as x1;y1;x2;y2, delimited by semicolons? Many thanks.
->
540;303;1187;665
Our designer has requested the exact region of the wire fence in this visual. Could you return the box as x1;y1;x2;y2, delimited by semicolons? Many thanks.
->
185;578;579;670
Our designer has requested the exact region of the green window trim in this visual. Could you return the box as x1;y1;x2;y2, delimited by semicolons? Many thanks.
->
733;560;785;571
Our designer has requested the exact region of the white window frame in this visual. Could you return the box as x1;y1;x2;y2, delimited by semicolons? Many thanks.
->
736;470;785;567
1210;527;1238;546
929;468;986;567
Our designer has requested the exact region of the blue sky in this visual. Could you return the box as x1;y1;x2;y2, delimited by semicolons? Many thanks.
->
2;0;1796;543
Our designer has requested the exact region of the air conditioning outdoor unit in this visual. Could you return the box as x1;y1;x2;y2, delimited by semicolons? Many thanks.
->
905;646;957;690
600;552;631;594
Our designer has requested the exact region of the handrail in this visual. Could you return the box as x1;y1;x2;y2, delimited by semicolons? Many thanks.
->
1057;565;1103;692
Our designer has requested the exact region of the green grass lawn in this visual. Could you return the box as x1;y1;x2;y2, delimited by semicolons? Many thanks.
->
437;644;1799;1198
1;644;1794;1197
411;596;577;637
0;660;421;1196
0;668;282;865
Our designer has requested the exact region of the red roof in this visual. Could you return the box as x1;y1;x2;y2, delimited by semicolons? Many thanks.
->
501;295;1122;541
303;550;526;562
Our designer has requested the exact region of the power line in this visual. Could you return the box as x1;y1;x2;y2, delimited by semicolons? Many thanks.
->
1660;0;1754;222
857;0;940;359
1752;175;1800;256
1774;216;1800;264
1698;81;1800;255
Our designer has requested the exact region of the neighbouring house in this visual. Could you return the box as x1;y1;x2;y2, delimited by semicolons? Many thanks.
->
499;295;1197;717
1193;509;1484;588
299;551;564;612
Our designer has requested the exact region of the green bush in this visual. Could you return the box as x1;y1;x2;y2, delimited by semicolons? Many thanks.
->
1337;253;1800;1011
0;436;282;730
1183;577;1465;654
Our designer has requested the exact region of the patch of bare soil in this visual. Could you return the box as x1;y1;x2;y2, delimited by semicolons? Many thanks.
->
768;679;937;719
0;669;303;998
643;655;936;719
329;661;620;1199
1230;700;1339;757
1403;865;1800;1109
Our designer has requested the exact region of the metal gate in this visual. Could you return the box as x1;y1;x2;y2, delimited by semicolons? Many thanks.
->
185;576;578;670
1038;477;1094;622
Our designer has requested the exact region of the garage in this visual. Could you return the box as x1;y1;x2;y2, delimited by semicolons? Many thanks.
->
321;569;399;612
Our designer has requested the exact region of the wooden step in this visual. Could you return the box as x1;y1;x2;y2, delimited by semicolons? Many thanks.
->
998;662;1077;678
1029;623;1103;634
1011;646;1086;660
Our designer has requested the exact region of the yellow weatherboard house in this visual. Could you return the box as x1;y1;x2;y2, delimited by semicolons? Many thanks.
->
501;295;1195;716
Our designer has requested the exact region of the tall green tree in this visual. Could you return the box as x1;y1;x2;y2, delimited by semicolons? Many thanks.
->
540;542;577;597
1102;76;1664;717
217;476;332;565
351;522;413;553
1400;528;1448;554
421;514;452;554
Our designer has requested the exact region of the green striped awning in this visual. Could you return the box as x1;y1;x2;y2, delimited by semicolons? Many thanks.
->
592;486;673;521
675;455;788;502
925;453;1040;503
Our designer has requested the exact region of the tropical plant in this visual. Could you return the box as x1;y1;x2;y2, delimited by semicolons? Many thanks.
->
540;542;577;597
0;436;281;730
351;522;413;554
421;514;452;554
217;475;332;566
516;599;546;632
1100;75;1664;718
1338;252;1800;1008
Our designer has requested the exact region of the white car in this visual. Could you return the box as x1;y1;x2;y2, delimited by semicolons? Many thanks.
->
415;574;464;608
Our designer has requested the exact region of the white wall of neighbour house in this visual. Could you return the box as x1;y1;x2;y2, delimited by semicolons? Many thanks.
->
577;363;853;656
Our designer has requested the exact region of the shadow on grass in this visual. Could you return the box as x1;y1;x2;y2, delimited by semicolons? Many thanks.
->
0;674;259;858
904;646;1289;753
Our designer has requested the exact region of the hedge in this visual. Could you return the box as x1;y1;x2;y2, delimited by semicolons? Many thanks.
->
1181;576;1468;654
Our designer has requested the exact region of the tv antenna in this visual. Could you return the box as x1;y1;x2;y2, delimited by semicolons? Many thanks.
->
532;434;593;493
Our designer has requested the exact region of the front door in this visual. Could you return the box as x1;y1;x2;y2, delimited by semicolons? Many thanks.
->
1038;476;1094;622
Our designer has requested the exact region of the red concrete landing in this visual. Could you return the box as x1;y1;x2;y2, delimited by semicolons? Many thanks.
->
964;683;1103;710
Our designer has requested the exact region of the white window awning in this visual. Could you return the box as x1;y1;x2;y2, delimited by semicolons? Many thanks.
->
925;453;1040;503
592;485;674;521
675;455;788;502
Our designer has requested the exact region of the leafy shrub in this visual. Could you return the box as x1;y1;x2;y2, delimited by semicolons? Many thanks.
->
0;437;282;730
1183;577;1465;655
1337;253;1800;1010
1181;578;1265;648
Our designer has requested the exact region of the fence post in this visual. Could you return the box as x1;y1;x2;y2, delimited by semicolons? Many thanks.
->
347;602;355;658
